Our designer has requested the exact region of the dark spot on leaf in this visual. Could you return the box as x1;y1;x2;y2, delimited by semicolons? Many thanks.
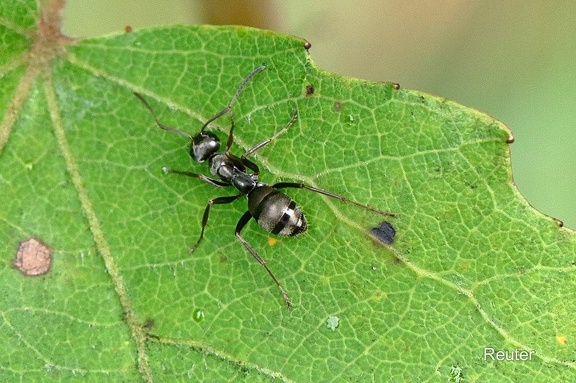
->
392;83;400;90
142;318;155;333
334;101;342;111
304;40;312;50
305;84;314;96
124;25;133;33
554;218;564;227
392;255;403;265
370;221;396;245
220;255;228;263
14;238;52;276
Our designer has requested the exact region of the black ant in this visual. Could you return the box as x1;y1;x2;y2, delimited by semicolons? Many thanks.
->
134;65;396;310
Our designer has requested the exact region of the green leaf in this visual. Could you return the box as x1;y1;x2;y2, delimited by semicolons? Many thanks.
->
1;1;575;382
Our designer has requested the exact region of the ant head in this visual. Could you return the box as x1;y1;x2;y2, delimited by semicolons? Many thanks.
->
191;131;221;163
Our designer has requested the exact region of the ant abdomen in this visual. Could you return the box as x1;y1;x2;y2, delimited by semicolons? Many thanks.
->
248;186;307;237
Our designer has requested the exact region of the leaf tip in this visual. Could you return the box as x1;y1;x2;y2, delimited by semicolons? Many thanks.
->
506;131;515;143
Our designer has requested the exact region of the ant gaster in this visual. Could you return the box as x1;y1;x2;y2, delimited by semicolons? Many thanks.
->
134;65;396;310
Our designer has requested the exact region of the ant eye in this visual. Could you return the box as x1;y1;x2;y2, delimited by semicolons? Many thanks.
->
191;132;220;162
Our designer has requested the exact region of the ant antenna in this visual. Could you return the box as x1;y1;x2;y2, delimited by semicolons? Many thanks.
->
133;92;193;139
134;65;266;140
200;65;267;132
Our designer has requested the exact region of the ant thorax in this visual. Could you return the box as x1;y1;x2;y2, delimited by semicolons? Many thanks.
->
208;153;234;181
230;169;257;195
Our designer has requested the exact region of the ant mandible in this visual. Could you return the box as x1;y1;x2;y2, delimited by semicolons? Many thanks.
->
134;65;396;310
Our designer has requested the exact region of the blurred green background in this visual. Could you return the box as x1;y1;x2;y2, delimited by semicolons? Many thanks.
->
62;1;576;229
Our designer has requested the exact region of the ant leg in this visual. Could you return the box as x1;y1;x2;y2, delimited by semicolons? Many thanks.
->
234;109;298;178
162;167;229;187
242;109;298;159
200;65;267;133
237;153;261;178
189;194;243;253
272;182;397;218
235;211;293;310
223;113;262;176
133;93;192;139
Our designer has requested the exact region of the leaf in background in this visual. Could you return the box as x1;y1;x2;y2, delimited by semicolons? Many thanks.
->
1;1;575;382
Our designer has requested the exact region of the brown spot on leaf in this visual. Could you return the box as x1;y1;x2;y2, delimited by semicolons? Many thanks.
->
14;238;52;276
334;101;343;111
125;25;133;33
305;84;315;96
304;40;312;50
142;318;155;333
